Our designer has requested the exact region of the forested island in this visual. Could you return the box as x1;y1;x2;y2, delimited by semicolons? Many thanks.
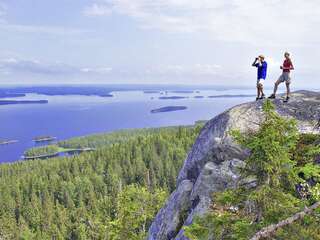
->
0;93;26;98
170;90;194;93
143;90;160;94
23;145;60;159
151;106;187;113
33;136;57;143
0;140;18;145
0;100;48;105
0;86;114;97
23;145;95;160
159;96;188;100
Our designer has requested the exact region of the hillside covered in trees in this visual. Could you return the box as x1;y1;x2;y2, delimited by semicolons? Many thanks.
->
0;124;203;239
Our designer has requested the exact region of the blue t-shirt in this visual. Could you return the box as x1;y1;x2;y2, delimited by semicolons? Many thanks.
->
255;61;267;80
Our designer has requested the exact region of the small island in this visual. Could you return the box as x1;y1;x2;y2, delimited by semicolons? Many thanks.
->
170;90;194;94
159;96;188;100
151;106;187;113
33;136;57;143
144;90;160;94
23;145;96;160
194;96;205;99
0;86;115;97
0;100;48;105
0;140;18;145
99;93;113;97
0;93;26;98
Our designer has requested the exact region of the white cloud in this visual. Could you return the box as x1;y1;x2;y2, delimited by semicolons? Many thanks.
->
146;63;222;76
0;58;79;75
0;23;91;36
84;0;320;45
0;1;7;24
81;67;113;74
84;3;113;16
0;58;114;77
0;57;223;80
194;64;221;75
0;2;6;16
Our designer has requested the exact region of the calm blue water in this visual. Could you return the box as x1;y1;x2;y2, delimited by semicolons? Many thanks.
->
0;89;255;163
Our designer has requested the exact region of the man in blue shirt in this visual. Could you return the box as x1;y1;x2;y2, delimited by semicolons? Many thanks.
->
252;55;267;100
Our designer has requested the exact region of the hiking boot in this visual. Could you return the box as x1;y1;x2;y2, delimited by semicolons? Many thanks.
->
283;96;290;103
268;94;276;99
259;94;265;100
256;97;259;101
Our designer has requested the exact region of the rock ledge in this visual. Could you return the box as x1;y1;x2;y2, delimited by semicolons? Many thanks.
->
147;91;320;240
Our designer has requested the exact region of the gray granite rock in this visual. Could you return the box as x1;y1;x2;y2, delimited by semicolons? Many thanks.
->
147;91;320;240
148;180;194;240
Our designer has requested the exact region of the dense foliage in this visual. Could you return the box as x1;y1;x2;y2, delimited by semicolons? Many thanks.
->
57;129;155;149
24;145;60;157
185;100;320;240
0;125;203;239
24;126;202;157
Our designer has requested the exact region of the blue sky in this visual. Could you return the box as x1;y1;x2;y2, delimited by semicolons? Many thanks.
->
0;0;319;88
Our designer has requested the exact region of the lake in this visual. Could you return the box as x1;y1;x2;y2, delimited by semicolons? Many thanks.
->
0;87;256;163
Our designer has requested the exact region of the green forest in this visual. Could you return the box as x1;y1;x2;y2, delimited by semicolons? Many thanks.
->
2;103;320;240
23;126;203;158
0;124;203;239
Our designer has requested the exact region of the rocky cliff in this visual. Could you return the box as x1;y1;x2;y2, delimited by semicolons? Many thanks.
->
148;91;320;240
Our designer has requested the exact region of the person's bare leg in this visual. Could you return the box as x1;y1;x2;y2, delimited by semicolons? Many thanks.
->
256;86;260;99
273;80;280;95
286;83;290;97
260;84;265;97
283;82;291;102
269;80;281;99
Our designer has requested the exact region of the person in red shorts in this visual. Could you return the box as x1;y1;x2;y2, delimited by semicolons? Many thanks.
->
269;52;294;102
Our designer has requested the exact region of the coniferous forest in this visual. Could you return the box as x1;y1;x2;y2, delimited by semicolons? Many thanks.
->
1;110;320;240
0;125;203;239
